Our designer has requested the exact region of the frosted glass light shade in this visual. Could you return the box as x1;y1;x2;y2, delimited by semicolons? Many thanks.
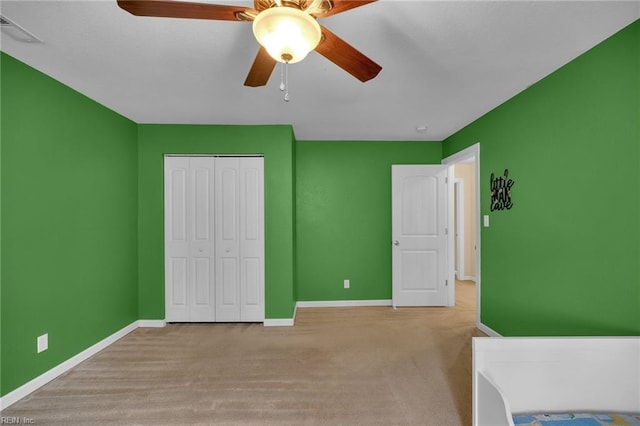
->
252;7;321;64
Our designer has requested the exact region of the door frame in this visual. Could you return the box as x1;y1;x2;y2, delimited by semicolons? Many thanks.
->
441;143;481;326
453;178;464;281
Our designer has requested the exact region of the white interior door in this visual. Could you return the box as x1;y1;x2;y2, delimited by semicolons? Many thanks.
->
165;156;264;323
392;165;449;307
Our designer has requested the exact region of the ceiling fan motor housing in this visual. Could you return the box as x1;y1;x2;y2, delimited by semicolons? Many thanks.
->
252;6;322;64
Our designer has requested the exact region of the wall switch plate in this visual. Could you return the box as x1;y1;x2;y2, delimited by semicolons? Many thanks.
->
483;215;490;227
344;279;350;289
37;333;48;353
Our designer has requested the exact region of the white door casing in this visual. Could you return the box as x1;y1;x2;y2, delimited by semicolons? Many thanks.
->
164;156;264;323
442;142;481;329
454;178;465;281
392;165;449;307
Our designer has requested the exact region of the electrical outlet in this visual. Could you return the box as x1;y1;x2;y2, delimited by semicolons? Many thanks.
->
344;279;350;289
37;333;48;353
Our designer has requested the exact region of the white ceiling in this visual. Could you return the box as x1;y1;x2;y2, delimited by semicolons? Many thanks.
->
1;0;638;140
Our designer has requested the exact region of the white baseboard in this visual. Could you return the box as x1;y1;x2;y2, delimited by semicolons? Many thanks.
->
138;320;166;328
459;275;477;282
263;303;297;327
263;300;393;324
263;318;295;326
478;322;501;337
0;321;139;411
296;299;392;308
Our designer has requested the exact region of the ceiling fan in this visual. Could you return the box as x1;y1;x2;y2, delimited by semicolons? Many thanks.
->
116;0;382;87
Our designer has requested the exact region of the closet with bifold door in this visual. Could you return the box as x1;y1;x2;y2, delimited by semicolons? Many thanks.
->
164;156;265;323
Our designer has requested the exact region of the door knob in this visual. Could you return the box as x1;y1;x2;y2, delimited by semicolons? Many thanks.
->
393;240;400;246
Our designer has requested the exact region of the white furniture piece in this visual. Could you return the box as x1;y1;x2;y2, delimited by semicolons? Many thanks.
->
472;337;640;426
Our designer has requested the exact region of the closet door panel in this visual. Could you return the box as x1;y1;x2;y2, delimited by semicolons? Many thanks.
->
243;258;260;306
215;157;241;322
188;157;216;321
222;258;239;305
165;157;190;322
169;257;188;307
193;258;211;304
239;158;264;322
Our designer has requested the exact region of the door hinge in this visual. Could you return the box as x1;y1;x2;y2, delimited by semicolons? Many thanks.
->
445;227;448;235
445;177;448;184
445;279;449;286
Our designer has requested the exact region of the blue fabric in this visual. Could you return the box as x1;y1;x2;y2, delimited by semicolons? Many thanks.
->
538;420;601;426
512;413;640;426
514;416;538;424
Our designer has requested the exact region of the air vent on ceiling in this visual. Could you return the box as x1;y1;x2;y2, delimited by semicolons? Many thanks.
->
0;15;43;43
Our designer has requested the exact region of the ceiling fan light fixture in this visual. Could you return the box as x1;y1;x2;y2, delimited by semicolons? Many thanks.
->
252;7;321;64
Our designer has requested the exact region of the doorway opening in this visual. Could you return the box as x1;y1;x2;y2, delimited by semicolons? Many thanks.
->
442;144;481;327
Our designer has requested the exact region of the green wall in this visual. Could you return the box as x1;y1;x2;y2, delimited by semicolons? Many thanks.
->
296;141;442;301
1;53;139;395
443;20;640;336
137;125;296;320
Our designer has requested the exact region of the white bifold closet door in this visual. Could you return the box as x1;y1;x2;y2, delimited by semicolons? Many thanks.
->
164;156;264;322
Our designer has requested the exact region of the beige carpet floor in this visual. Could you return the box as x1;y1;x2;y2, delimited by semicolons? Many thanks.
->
2;280;485;425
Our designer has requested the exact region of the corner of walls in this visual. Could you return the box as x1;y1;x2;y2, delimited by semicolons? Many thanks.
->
635;20;640;333
136;123;146;322
1;52;5;398
290;130;298;310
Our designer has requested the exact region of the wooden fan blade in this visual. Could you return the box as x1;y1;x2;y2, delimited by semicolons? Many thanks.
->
315;0;377;17
117;0;255;21
315;26;381;82
244;47;277;87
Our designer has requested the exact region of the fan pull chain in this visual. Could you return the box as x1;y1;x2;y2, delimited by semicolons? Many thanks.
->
280;63;285;92
279;57;291;102
284;62;290;102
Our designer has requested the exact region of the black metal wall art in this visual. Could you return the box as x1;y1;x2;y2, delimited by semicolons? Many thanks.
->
490;169;514;211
